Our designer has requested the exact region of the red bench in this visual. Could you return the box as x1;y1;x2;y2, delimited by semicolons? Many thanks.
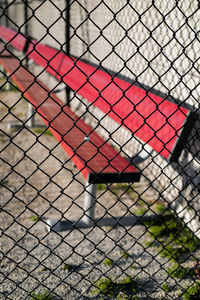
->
0;47;141;230
0;25;194;162
0;26;195;231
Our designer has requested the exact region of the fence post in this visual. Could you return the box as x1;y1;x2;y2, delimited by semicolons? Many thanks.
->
24;0;35;128
65;0;71;106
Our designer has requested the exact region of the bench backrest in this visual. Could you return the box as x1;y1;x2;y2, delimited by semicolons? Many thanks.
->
0;25;194;162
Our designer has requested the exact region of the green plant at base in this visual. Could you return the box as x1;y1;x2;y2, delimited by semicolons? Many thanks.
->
167;262;188;279
121;250;131;259
166;261;197;280
143;211;200;298
91;276;137;299
30;215;39;222
63;263;73;271
179;283;200;300
112;183;131;191
154;202;166;213
97;183;106;190
110;183;138;199
137;199;147;207
134;207;148;216
33;127;53;136
144;213;200;263
161;282;172;292
30;289;53;300
0;78;18;92
103;257;113;267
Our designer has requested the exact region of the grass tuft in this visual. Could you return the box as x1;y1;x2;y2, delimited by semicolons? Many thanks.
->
91;276;137;299
143;210;200;296
161;282;172;292
30;289;53;300
33;127;53;136
179;283;200;300
30;215;39;222
103;257;114;267
154;202;166;213
63;264;73;271
120;250;131;259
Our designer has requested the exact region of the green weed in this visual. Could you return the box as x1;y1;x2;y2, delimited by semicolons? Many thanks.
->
103;257;113;267
30;215;39;222
121;250;131;259
91;276;137;299
110;183;138;198
143;211;200;286
154;202;166;213
97;183;106;191
144;213;200;261
113;183;131;191
0;76;18;92
16;112;24;118
63;264;73;271
30;289;53;300
97;183;138;200
134;207;148;216
137;199;147;207
167;262;189;279
161;282;172;292
179;283;200;300
33;127;53;136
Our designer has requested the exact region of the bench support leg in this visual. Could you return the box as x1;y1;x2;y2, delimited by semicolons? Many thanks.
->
27;103;35;128
81;182;96;226
46;182;158;232
46;182;97;231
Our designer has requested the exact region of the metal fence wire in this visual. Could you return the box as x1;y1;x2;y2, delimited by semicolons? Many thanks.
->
0;0;200;299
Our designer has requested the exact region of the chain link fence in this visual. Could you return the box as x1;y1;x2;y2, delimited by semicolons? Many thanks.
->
0;0;200;299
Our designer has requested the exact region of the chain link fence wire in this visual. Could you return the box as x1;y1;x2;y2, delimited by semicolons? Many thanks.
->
0;0;200;299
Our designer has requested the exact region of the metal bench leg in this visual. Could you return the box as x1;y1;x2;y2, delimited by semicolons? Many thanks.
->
45;179;158;232
46;182;97;231
81;182;96;226
27;103;35;128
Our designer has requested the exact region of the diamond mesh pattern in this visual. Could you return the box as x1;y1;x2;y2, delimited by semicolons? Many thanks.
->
0;0;200;299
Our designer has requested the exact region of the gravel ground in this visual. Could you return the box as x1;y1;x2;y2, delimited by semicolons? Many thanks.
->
0;88;199;299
